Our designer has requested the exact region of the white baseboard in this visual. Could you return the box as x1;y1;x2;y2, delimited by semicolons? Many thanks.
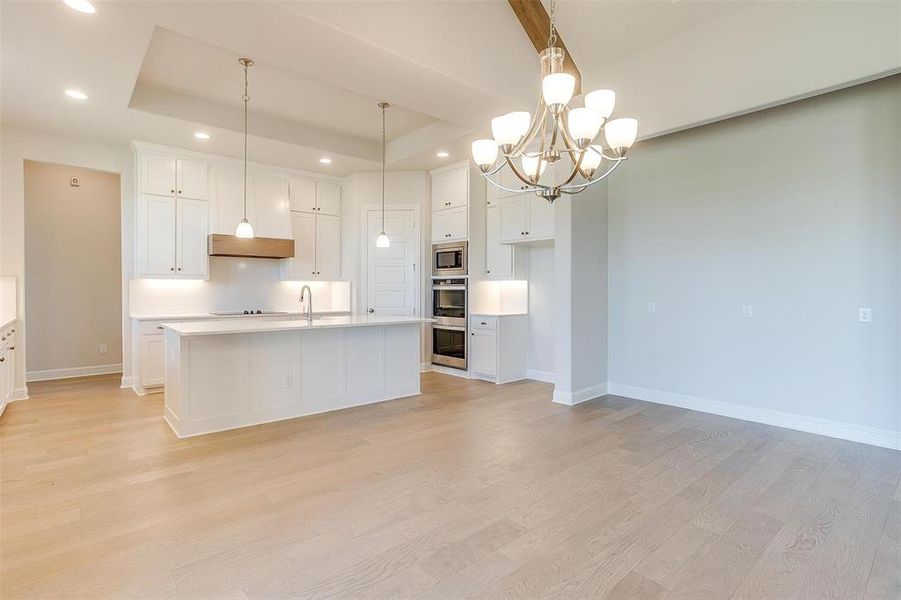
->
419;363;432;373
26;363;122;383
607;383;901;451
553;383;608;406
430;364;470;379
527;369;555;383
11;386;29;401
120;375;135;389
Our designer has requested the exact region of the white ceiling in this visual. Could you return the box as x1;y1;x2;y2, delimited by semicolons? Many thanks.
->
2;1;899;176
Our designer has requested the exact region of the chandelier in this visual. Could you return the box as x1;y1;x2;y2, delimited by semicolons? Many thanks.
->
470;0;638;203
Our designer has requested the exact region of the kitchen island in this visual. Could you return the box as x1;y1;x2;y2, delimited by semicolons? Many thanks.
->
162;316;430;437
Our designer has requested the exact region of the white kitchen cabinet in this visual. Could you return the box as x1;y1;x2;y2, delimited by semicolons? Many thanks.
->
486;205;515;279
431;168;468;212
211;166;245;235
288;177;316;213
141;154;177;196
176;198;210;277
497;194;554;244
138;194;177;275
316;182;341;216
283;212;340;280
137;193;209;278
252;175;292;238
175;159;209;200
469;314;527;384
140;334;167;388
1;323;16;408
141;154;207;200
288;178;341;216
315;214;341;279
432;206;467;243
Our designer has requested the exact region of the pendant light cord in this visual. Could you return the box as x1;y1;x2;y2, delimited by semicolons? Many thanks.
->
379;102;389;231
242;60;250;221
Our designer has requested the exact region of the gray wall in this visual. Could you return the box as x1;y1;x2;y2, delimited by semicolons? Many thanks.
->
24;161;122;373
607;75;900;433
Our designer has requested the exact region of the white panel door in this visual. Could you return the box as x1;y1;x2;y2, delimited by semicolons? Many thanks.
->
176;159;208;200
211;166;245;235
470;330;497;377
527;195;554;239
141;154;176;196
367;208;417;316
315;214;341;279
316;182;341;216
286;212;316;279
252;175;291;238
139;194;176;275
176;198;209;278
486;205;513;279
499;197;527;242
288;177;316;213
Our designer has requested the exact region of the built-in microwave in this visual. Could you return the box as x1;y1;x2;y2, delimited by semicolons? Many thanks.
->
432;241;467;276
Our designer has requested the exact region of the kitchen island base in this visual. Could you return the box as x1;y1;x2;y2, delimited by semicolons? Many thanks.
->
163;319;423;438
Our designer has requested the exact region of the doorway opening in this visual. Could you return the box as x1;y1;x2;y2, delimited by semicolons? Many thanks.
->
24;160;122;382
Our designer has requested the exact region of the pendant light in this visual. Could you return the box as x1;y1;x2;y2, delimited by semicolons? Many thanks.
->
235;57;255;239
375;102;391;249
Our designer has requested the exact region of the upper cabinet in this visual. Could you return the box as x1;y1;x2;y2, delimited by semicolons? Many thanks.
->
496;193;554;244
289;178;341;216
430;165;469;244
252;175;291;239
141;154;207;200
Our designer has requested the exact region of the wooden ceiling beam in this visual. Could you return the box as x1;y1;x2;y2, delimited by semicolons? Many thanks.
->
507;0;582;95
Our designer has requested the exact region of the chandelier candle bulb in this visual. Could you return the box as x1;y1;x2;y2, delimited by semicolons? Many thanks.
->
567;107;603;147
471;139;499;170
542;73;576;112
585;89;616;119
604;117;639;156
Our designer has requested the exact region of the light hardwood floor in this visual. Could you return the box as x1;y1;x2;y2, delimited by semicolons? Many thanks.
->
1;373;899;599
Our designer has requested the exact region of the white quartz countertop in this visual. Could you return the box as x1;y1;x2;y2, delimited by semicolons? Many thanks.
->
163;315;433;336
130;310;349;321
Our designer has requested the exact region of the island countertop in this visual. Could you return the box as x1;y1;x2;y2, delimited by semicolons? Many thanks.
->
163;315;432;336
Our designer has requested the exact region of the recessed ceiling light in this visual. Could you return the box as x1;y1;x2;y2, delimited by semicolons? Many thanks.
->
319;157;332;165
194;131;210;140
62;0;96;14
436;151;450;158
65;89;88;100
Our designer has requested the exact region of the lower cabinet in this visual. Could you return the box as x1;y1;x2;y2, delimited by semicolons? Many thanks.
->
0;323;16;407
469;314;527;384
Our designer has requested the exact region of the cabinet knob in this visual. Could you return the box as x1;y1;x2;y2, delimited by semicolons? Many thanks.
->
480;322;487;325
170;267;175;271
170;189;175;194
470;332;474;336
368;308;374;313
156;326;164;330
0;357;4;362
178;190;182;194
8;346;13;350
177;267;182;271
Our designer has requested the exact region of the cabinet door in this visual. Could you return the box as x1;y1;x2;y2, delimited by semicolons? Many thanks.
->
285;212;316;279
0;346;8;405
316;182;341;216
138;194;177;275
499;197;527;242
176;159;208;200
431;168;468;211
211;166;245;235
486;205;513;279
141;154;176;196
176;198;209;278
315;214;341;279
252;175;291;238
444;206;467;241
431;210;448;243
470;330;497;377
288;177;316;213
140;335;166;386
527;195;554;239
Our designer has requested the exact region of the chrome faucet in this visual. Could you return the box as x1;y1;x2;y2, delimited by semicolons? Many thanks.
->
299;285;313;324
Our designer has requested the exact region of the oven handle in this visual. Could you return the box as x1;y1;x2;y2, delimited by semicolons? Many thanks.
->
433;325;466;332
432;285;467;291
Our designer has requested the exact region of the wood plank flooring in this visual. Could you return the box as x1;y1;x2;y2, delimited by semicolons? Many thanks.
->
1;373;898;599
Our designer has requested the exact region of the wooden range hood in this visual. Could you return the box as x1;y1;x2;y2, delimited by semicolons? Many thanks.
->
207;234;295;259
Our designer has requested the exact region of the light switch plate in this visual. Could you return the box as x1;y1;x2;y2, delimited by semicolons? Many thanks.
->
859;308;872;323
742;304;753;319
647;302;656;314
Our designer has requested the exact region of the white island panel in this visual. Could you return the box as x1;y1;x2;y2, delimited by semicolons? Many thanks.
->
164;317;427;437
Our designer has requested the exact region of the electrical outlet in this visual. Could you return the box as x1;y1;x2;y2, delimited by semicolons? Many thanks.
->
647;302;656;314
742;304;753;319
99;344;108;354
284;373;294;388
859;308;872;323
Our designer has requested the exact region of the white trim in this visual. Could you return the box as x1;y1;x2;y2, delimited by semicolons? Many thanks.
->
428;159;469;176
8;386;29;402
607;383;901;451
419;362;432;372
120;375;135;389
527;369;555;383
553;383;608;406
0;400;5;417
26;363;122;383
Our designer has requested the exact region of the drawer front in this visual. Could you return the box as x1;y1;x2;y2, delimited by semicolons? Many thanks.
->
470;316;497;331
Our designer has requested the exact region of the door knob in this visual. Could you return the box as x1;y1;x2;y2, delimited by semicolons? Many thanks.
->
368;308;374;313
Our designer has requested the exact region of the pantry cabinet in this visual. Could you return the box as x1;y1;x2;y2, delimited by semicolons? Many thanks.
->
283;179;341;280
430;165;469;243
136;194;208;278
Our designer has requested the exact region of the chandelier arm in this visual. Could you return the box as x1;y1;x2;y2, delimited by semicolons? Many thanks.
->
504;154;541;189
560;149;588;187
510;100;548;157
481;171;538;195
555;111;580;168
559;158;625;193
